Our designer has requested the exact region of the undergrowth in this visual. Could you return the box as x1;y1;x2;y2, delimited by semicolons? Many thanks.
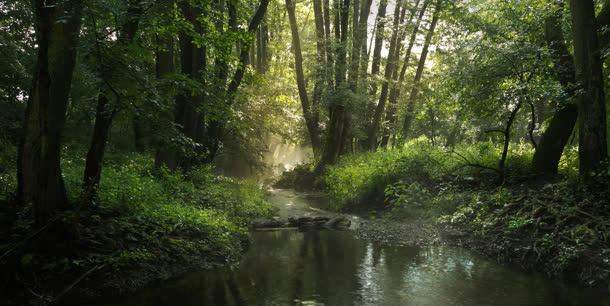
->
0;147;273;302
323;137;544;212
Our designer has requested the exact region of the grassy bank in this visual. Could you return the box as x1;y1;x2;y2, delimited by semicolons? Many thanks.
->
321;139;609;289
0;147;273;304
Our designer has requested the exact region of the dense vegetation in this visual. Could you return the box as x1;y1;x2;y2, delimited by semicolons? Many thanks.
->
321;140;608;286
1;0;609;302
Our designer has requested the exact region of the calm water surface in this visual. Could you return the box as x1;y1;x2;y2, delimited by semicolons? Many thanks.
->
101;190;608;306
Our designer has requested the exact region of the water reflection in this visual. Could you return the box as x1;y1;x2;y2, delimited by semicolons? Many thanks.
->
102;230;608;306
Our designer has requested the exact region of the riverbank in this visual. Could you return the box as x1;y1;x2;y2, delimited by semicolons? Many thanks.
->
339;182;609;292
273;142;609;292
0;153;273;305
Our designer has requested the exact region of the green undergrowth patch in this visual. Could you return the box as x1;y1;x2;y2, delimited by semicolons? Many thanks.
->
272;162;317;190
1;150;273;301
439;179;609;287
323;138;543;214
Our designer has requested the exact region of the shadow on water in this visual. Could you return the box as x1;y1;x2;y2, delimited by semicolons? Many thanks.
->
99;191;608;306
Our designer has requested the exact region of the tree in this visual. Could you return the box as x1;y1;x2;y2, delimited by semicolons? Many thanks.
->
401;0;441;140
319;0;351;168
531;7;578;176
366;0;405;150
381;0;428;148
18;0;83;225
202;0;270;163
570;0;608;178
154;0;178;170
287;0;322;155
83;0;145;200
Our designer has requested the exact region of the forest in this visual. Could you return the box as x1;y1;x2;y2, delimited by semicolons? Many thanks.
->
0;0;609;304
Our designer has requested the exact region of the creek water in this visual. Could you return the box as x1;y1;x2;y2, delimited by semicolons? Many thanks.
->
102;190;608;306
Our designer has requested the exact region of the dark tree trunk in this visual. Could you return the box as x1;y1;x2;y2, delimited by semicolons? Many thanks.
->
287;0;321;154
445;111;462;148
323;0;333;84
499;102;522;182
154;0;177;170
531;9;578;176
570;0;608;179
203;0;269;163
84;0;143;199
381;0;428;148
256;19;268;74
133;120;148;152
174;2;206;170
401;0;440;139
18;0;83;226
319;0;350;169
348;0;372;92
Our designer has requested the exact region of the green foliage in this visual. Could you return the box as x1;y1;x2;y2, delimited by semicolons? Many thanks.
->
439;180;608;276
6;152;273;277
323;138;540;211
384;181;431;217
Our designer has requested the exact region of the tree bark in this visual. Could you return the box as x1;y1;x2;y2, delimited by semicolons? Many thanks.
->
18;0;83;225
570;0;608;179
203;0;269;163
381;0;428;148
366;1;405;150
174;2;206;170
318;0;350;169
401;0;440;140
348;0;372;92
154;0;177;170
531;9;578;176
369;0;388;96
287;0;321;154
84;0;144;199
499;102;522;182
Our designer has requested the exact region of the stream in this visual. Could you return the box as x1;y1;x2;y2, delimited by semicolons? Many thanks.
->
100;189;608;305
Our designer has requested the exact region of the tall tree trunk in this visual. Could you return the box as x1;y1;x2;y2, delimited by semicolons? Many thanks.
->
401;0;440;139
319;0;350;169
174;2;206;170
570;0;608;179
369;0;388;95
256;18;268;74
84;0;144;200
381;0;428;148
287;0;321;154
366;0;404;150
133;121;149;152
18;0;83;226
499;101;523;182
348;0;372;92
256;27;263;73
323;0;333;86
203;0;269;163
531;10;578;176
154;0;177;170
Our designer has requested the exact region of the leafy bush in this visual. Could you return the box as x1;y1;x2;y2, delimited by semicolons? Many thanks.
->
323;138;545;216
7;152;273;275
